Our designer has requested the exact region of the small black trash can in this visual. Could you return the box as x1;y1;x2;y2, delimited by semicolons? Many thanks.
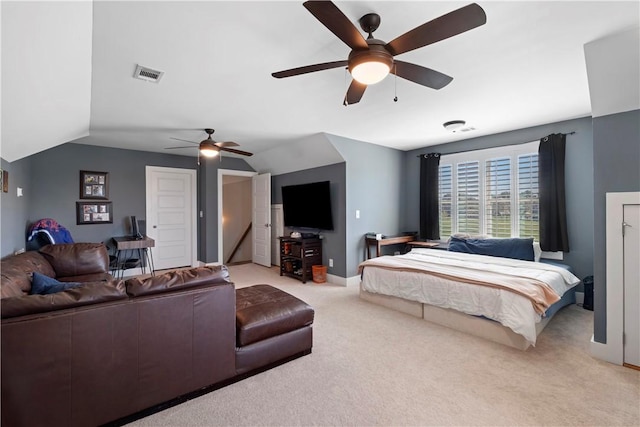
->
582;275;594;311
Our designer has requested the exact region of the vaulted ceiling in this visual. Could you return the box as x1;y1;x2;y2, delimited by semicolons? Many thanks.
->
2;1;639;163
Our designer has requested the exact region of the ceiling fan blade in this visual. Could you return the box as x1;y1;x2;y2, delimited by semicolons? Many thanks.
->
385;3;487;56
392;60;453;89
169;137;199;145
272;60;348;78
165;146;197;150
303;1;369;50
343;79;367;106
214;141;239;148
219;146;253;157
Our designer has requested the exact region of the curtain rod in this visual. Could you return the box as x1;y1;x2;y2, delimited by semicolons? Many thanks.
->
416;131;576;157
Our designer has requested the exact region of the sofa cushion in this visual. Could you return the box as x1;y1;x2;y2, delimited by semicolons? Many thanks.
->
39;243;110;278
448;236;535;261
1;280;127;319
30;272;81;295
125;265;231;297
235;285;314;347
1;251;56;298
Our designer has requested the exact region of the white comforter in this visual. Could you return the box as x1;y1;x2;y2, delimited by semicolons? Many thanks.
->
360;249;580;346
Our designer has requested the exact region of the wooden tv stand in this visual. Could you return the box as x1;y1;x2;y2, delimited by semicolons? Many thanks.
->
279;237;322;283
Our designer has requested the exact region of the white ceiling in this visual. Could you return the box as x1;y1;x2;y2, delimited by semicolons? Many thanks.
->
2;1;639;162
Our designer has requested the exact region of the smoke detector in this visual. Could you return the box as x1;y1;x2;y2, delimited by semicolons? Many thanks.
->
443;120;466;132
133;64;164;83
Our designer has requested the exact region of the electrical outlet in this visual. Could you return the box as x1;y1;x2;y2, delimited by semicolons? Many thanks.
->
329;258;333;268
355;210;360;219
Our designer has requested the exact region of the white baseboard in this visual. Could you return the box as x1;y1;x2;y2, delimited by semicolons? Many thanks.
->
325;273;355;287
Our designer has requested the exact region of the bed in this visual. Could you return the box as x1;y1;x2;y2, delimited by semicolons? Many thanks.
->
358;238;581;350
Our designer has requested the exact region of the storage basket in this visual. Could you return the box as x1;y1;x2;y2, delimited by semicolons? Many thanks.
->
312;265;327;283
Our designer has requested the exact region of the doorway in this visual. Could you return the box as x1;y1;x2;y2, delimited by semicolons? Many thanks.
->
623;203;639;368
222;174;252;265
593;191;640;365
217;169;256;264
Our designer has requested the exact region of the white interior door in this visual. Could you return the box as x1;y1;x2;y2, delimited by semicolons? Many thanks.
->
252;173;271;267
623;204;640;367
146;166;197;271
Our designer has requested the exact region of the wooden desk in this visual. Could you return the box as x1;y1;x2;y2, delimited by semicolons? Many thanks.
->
407;241;449;250
365;234;417;259
407;241;439;249
112;236;155;278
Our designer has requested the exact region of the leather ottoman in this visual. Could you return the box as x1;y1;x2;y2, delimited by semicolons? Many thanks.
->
235;284;314;374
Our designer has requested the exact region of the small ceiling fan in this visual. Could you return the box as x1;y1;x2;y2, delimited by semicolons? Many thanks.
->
166;128;253;158
272;1;487;105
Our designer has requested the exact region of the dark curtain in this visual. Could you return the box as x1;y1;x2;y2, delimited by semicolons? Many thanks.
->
419;153;441;240
538;133;569;252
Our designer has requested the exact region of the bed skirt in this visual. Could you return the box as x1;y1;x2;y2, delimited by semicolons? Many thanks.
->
359;284;576;350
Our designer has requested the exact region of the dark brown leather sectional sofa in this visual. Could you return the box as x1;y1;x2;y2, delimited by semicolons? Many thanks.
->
1;243;313;427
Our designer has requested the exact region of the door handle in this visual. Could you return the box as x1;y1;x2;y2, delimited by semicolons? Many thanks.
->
622;221;632;236
265;223;271;228
153;225;157;229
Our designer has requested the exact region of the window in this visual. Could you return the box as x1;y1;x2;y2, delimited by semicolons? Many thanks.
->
456;161;480;234
438;141;539;241
438;165;452;237
518;154;539;239
485;157;511;237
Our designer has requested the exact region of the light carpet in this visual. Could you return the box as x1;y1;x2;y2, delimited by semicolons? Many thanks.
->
129;263;640;426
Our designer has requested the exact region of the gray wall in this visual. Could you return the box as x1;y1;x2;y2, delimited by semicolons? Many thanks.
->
592;109;640;343
0;157;32;256
25;143;197;246
0;143;254;261
402;116;595;282
272;163;347;277
328;135;405;276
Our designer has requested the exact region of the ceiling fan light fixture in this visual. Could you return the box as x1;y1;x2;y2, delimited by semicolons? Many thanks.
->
348;48;393;85
351;61;390;85
199;142;219;157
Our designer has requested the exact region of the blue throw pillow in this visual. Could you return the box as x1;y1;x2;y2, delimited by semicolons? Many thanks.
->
448;237;535;261
30;272;82;295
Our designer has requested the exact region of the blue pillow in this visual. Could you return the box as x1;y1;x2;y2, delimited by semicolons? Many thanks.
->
30;272;82;295
448;237;535;261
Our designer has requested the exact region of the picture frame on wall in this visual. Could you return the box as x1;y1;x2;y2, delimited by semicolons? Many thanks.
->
79;170;109;200
77;202;113;224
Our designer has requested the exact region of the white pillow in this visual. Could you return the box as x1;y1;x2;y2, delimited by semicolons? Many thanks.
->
533;241;542;262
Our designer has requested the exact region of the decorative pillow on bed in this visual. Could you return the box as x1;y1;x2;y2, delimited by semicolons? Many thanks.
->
448;237;535;261
30;272;82;295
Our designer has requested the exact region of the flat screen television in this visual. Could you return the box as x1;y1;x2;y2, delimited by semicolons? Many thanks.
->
282;181;334;231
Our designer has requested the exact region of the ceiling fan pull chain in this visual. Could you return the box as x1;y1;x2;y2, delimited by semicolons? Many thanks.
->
393;63;398;102
343;67;348;106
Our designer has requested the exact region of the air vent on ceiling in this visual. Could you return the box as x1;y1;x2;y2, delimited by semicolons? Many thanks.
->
459;127;477;132
133;64;164;83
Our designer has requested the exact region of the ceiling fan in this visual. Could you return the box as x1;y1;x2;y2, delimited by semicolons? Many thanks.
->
272;1;487;105
166;128;253;158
